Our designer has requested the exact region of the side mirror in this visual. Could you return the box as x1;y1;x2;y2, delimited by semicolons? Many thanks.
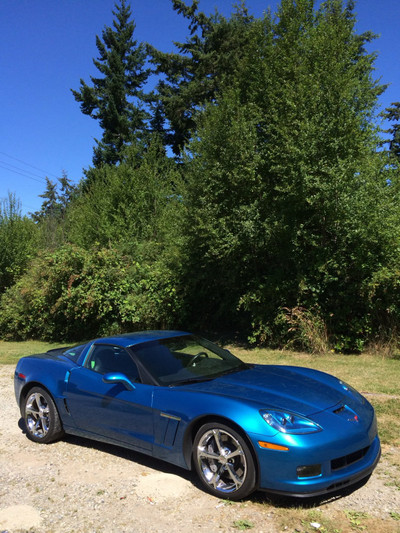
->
102;372;135;391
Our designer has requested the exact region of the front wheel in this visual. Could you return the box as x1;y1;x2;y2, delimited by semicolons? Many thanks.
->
193;422;256;500
23;387;64;443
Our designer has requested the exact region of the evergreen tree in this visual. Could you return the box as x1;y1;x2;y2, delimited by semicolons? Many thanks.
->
72;0;149;167
149;0;254;155
58;171;78;215
31;175;77;250
32;175;77;222
382;102;400;162
32;178;59;222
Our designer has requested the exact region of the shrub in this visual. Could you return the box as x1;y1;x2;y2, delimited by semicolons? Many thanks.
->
0;244;182;341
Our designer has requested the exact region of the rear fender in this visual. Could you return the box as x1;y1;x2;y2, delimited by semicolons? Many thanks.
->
15;357;74;421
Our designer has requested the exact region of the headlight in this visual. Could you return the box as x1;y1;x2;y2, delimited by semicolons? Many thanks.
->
261;410;322;434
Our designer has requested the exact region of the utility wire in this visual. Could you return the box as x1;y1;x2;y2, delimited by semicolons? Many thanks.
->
0;163;48;184
0;160;48;183
0;150;59;179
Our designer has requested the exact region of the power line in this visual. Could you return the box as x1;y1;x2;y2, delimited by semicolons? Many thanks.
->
0;160;48;183
0;150;59;179
0;163;48;184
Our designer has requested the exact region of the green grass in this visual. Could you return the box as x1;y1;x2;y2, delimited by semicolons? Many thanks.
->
0;340;70;365
371;398;400;446
233;346;400;396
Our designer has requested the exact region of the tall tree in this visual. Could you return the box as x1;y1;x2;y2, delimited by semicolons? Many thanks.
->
149;0;254;155
181;0;391;349
58;171;78;215
382;102;400;162
72;0;149;167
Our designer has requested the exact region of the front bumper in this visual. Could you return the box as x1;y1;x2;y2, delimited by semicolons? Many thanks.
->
259;437;381;497
250;425;381;497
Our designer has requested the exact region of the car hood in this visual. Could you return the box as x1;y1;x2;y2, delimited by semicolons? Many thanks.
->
187;365;345;416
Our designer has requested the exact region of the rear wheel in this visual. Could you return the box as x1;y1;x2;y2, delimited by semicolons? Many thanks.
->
193;422;256;500
23;387;64;443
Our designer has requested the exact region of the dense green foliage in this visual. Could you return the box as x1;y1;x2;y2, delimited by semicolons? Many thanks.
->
0;194;38;294
2;0;400;352
179;0;400;351
67;138;182;252
0;244;181;341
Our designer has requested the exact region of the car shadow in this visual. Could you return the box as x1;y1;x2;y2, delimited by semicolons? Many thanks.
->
17;417;370;505
18;417;195;484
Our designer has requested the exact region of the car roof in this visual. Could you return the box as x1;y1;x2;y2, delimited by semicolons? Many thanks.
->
93;330;191;348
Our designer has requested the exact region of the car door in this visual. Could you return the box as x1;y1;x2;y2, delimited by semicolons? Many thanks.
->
65;344;154;451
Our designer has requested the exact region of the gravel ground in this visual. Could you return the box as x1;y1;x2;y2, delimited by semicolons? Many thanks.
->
0;365;399;533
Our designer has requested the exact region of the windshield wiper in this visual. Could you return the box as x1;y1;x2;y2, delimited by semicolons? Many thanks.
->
168;363;252;387
169;376;215;387
217;363;253;377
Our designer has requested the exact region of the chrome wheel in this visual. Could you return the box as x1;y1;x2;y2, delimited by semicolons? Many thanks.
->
194;423;256;499
22;387;63;444
26;391;50;438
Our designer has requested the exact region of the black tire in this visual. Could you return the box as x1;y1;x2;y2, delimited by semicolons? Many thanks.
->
23;387;64;444
193;422;256;500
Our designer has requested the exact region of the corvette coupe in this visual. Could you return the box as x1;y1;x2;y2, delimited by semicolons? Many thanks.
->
14;331;380;500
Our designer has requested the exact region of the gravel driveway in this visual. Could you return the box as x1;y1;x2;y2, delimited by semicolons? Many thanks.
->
1;365;399;532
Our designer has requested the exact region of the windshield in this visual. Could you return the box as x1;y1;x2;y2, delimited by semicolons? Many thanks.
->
131;335;248;386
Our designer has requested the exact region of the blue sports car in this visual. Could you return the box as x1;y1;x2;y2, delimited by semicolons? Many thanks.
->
14;331;380;500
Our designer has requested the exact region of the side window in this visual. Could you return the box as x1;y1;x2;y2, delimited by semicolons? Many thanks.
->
85;345;140;382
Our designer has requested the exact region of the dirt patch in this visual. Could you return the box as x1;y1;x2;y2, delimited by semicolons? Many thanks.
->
1;365;399;532
362;392;400;400
0;504;41;530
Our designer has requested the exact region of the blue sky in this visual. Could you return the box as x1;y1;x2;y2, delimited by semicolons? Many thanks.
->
1;0;399;215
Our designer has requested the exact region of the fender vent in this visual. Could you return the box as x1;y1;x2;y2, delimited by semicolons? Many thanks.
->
63;398;70;415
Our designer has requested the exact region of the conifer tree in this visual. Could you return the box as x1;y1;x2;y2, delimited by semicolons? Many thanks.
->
383;102;400;162
72;0;149;167
32;175;76;222
32;178;59;222
149;0;254;155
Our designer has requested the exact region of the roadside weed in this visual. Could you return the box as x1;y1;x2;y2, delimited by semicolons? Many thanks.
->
345;510;369;531
232;519;254;530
